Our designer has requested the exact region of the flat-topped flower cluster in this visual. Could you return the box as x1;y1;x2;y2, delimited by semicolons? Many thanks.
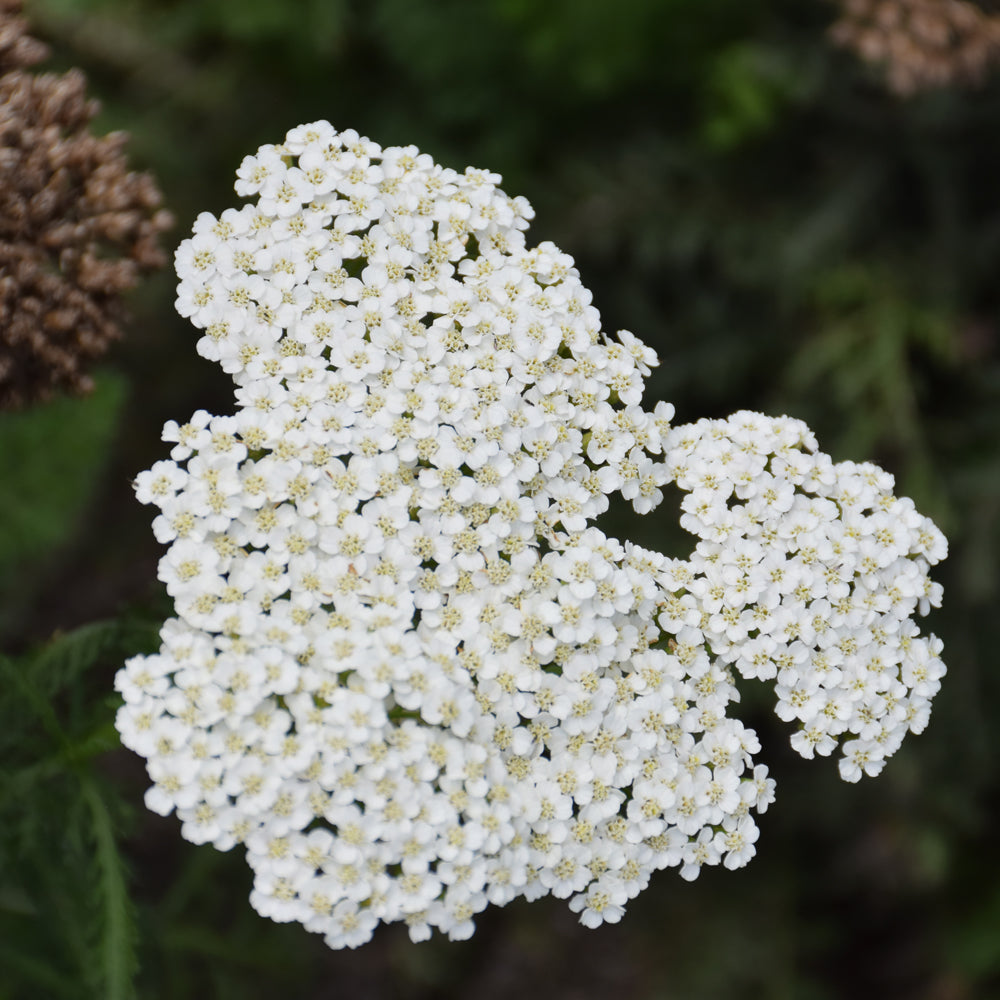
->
116;122;946;949
662;412;946;782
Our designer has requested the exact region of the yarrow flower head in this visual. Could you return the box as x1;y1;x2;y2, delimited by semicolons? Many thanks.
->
117;122;946;948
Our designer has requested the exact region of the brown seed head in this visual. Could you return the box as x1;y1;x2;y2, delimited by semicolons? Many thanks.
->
830;0;1000;95
0;0;172;409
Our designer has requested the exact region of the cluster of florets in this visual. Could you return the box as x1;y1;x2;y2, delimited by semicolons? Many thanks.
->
116;122;944;949
0;0;171;409
660;412;946;781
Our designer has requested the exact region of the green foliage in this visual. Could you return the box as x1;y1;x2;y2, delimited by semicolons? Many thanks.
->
491;0;729;96
0;621;156;1000
949;881;1000;983
31;0;348;53
701;41;812;150
0;374;126;638
0;374;124;568
781;264;956;515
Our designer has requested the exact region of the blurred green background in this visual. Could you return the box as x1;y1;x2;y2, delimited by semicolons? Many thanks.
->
2;0;999;997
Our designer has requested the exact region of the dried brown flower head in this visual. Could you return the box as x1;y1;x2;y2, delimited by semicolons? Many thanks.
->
830;0;1000;95
0;0;171;409
0;0;45;73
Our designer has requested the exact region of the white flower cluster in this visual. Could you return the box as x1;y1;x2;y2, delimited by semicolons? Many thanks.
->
660;412;947;782
116;121;945;949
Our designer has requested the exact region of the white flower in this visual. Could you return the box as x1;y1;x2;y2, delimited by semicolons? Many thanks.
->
118;124;946;951
663;411;947;780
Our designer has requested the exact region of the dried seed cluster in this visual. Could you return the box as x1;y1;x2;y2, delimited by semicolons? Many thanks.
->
831;0;1000;94
0;0;171;408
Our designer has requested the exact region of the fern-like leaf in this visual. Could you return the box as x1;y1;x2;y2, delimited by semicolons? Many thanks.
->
84;780;138;1000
